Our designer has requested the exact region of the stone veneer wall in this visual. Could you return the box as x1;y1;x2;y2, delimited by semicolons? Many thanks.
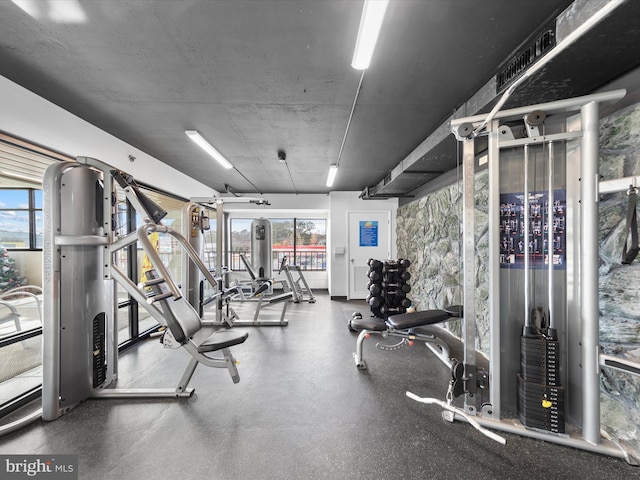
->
396;172;489;351
397;102;640;459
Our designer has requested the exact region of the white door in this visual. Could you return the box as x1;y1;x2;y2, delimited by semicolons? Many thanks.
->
348;211;391;299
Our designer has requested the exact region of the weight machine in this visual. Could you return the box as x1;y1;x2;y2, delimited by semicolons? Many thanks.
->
182;199;293;327
276;255;316;303
408;89;640;464
34;158;248;424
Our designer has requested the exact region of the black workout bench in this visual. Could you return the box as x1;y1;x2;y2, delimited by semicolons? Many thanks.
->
351;306;462;370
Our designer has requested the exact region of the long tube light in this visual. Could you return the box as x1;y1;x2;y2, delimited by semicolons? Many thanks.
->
185;130;233;169
351;0;389;70
326;165;338;187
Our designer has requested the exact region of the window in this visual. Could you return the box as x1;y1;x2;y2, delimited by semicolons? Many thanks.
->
295;218;326;270
230;217;327;271
230;218;252;270
0;188;42;249
272;219;294;270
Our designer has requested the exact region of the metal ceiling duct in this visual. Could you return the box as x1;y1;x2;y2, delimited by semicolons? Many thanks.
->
361;0;640;200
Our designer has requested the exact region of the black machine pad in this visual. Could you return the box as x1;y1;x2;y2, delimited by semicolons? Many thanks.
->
387;310;451;329
350;316;388;332
197;330;249;353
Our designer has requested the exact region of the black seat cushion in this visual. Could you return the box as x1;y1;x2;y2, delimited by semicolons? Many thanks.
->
387;310;450;329
197;330;249;353
350;316;387;331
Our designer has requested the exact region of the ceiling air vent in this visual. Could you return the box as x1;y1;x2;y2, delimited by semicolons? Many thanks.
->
496;28;556;93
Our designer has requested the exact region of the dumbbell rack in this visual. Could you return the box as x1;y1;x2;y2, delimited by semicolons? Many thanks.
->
366;258;412;319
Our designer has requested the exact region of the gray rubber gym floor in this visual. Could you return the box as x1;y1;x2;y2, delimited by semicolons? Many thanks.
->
0;292;636;479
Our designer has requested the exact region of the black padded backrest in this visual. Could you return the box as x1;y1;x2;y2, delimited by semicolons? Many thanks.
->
146;269;202;343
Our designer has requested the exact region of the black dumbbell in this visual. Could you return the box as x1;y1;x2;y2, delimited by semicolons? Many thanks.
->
380;305;407;315
368;270;381;281
367;296;382;308
368;259;383;271
369;283;382;295
398;258;411;268
398;270;411;281
381;282;411;293
382;289;410;301
397;297;411;308
384;296;410;309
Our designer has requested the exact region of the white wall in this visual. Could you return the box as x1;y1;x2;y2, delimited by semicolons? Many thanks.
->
0;75;216;198
222;192;398;295
328;191;398;297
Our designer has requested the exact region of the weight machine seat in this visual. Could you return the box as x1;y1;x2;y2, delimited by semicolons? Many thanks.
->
351;316;387;332
195;329;249;354
387;309;455;330
145;269;248;351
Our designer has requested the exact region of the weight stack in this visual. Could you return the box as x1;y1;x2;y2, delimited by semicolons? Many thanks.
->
518;335;565;433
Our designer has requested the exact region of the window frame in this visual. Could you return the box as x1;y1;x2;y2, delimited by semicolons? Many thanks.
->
230;216;327;271
0;187;42;251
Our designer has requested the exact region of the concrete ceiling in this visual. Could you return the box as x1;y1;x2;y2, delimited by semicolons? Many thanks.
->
1;0;628;196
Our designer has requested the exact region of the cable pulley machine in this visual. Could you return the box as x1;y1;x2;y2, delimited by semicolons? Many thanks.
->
408;89;640;464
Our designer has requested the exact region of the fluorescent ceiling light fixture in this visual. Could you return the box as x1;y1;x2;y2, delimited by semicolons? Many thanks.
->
326;165;338;187
185;130;233;169
11;0;40;18
351;0;389;70
12;0;87;23
49;0;87;23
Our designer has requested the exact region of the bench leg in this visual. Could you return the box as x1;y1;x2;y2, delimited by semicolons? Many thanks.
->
176;356;199;394
353;329;370;370
422;338;453;369
253;297;264;322
278;300;288;325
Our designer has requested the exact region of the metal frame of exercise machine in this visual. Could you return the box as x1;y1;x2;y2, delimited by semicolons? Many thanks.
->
409;89;640;464
351;308;461;371
38;158;247;424
182;199;293;327
277;255;316;303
